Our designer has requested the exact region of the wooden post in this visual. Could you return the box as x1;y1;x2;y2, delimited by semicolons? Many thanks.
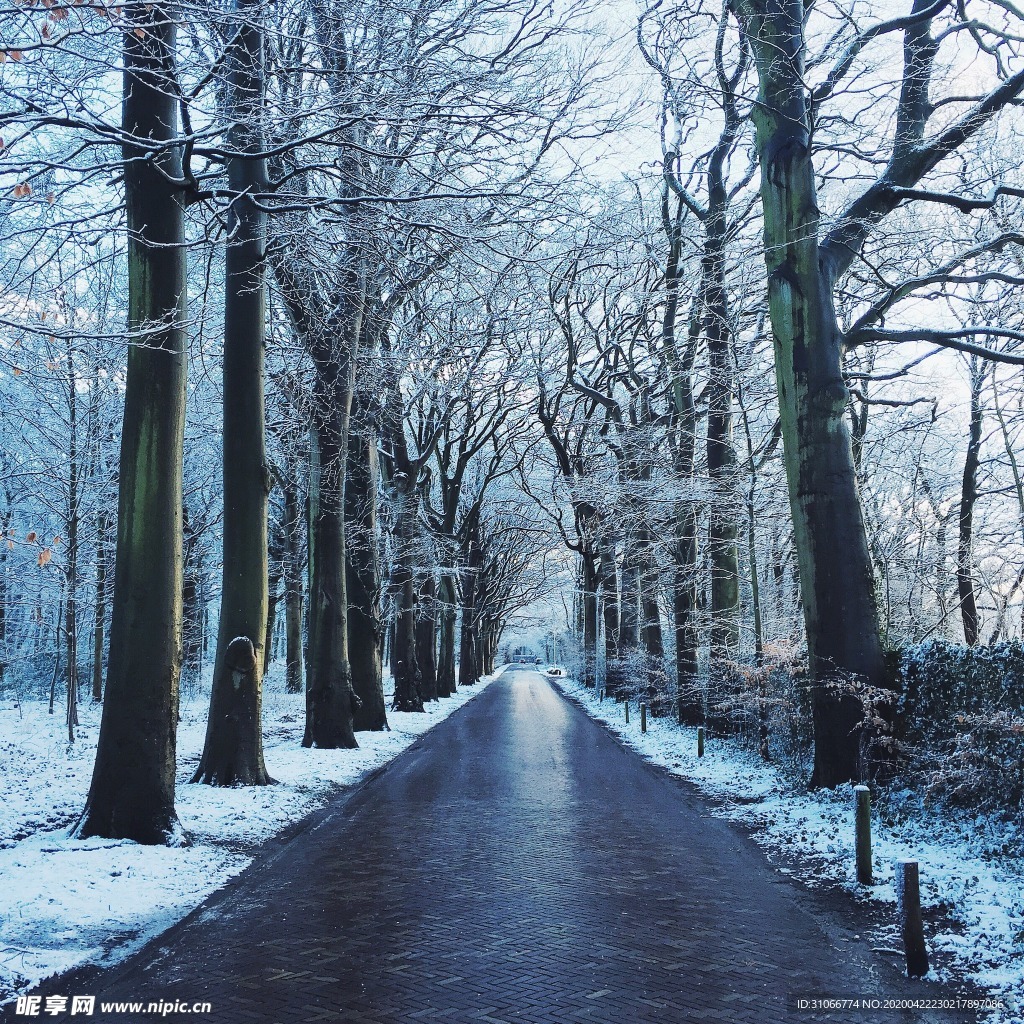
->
855;785;872;885
624;701;629;724
697;726;705;757
599;688;604;702
640;702;647;733
895;860;929;977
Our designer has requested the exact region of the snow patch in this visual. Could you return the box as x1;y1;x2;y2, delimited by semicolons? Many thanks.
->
0;665;498;1001
556;676;1024;1023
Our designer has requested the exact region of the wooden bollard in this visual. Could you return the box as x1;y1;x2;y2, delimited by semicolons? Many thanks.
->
624;701;630;724
697;726;705;757
640;702;647;733
895;859;929;977
855;785;873;885
599;688;605;703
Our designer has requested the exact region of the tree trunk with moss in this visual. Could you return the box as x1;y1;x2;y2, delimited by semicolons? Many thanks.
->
736;0;884;786
74;2;187;842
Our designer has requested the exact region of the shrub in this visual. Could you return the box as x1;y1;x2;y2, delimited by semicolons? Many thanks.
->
898;640;1024;821
899;640;1024;744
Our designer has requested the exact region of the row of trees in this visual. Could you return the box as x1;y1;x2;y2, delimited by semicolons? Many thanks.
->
1;0;609;841
529;0;1024;787
4;0;1024;843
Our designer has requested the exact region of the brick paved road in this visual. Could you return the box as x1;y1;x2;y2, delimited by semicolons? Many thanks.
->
22;670;975;1023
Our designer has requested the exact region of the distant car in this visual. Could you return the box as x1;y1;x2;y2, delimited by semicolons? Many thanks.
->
535;657;543;665
546;666;564;677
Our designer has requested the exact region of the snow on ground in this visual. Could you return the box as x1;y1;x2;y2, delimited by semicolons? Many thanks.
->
554;674;1024;1024
0;665;497;1001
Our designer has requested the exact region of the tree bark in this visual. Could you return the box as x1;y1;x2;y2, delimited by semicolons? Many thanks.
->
181;503;204;685
619;541;639;653
737;0;885;785
458;599;477;685
282;472;304;695
599;536;622;698
674;507;702;725
65;340;80;742
192;0;273;786
661;173;703;727
75;2;187;841
704;216;738;655
638;531;665;707
459;521;482;686
346;417;387;729
0;498;9;686
264;535;282;675
437;564;458;697
957;360;983;646
581;552;599;688
91;509;107;702
416;568;439;702
304;345;359;748
271;248;363;748
706;294;740;655
389;476;424;711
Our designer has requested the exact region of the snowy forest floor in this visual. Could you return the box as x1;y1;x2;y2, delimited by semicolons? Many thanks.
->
553;676;1024;1024
0;665;497;1003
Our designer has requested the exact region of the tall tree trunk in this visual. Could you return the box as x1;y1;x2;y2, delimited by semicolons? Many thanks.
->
65;340;80;742
662;175;702;726
458;525;481;686
738;0;885;786
704;62;742;657
706;301;739;655
638;531;665;707
458;601;477;686
91;509;107;702
747;481;764;665
619;540;639;653
416;568;438;702
282;471;304;695
75;2;187;841
599;537;622;697
304;344;359;748
0;500;9;686
437;564;458;697
674;508;702;725
305;429;317;699
272;250;363;748
346;419;387;729
390;480;424;711
264;536;281;675
957;360;983;646
181;503;203;685
581;551;599;688
192;0;272;787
